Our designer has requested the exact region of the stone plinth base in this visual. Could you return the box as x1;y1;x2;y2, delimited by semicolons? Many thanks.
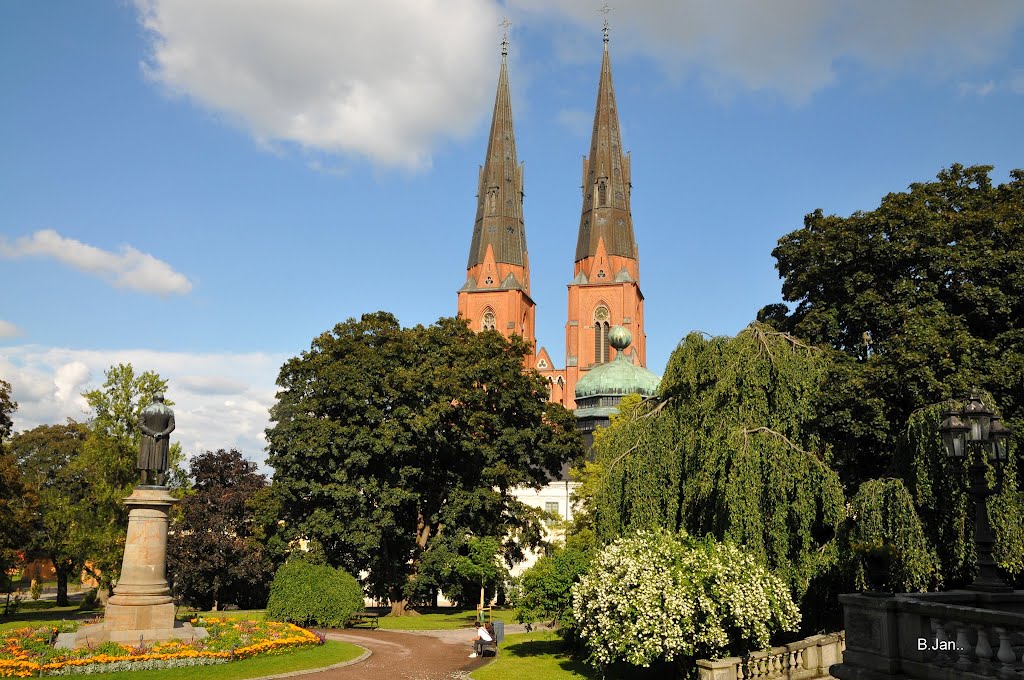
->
103;601;175;632
59;485;193;649
56;621;207;649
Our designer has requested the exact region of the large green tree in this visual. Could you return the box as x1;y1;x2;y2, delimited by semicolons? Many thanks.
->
266;312;583;615
0;379;16;443
0;380;31;599
760;164;1024;486
8;421;90;606
168;449;274;610
78;364;181;595
592;324;846;631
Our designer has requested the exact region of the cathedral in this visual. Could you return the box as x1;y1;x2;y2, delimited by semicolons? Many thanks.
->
456;26;661;560
457;25;652;415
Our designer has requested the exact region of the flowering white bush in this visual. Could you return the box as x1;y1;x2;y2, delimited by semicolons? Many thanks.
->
571;529;800;672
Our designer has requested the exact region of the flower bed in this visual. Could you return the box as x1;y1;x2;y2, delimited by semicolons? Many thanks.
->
0;617;322;677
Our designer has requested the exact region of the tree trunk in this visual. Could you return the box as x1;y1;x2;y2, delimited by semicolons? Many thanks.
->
54;561;70;607
389;598;421;616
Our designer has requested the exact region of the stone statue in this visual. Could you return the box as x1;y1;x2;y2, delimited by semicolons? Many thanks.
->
138;393;174;486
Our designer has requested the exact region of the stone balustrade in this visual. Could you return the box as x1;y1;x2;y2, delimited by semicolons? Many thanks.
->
696;632;845;680
831;590;1024;679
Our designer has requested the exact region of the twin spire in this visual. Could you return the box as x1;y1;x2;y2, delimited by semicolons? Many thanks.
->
467;15;637;276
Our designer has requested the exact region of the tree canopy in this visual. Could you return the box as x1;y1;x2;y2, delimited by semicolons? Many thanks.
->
591;324;845;629
168;449;274;610
8;421;90;605
77;363;180;594
266;312;583;614
0;380;29;591
761;164;1024;486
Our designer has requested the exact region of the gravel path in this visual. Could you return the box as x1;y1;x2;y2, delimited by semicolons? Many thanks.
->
294;628;496;680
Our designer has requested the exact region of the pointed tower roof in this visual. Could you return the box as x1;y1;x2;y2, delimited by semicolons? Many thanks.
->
467;42;527;271
575;32;637;263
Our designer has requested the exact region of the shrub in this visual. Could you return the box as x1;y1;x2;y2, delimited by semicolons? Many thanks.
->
265;560;364;628
572;529;799;676
840;478;939;592
510;545;592;630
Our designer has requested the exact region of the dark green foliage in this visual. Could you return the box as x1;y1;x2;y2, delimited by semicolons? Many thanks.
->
592;324;845;631
840;478;938;592
167;449;275;610
409;535;507;607
0;379;26;579
595;325;845;588
511;544;593;630
265;560;364;628
8;421;90;606
266;312;583;612
763;164;1024;487
0;379;15;443
896;401;1024;586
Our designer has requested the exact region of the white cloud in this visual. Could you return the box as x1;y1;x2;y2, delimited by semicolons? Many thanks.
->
0;321;23;338
135;0;503;169
1;346;287;472
176;374;249;396
0;230;193;296
510;0;1024;102
959;80;997;97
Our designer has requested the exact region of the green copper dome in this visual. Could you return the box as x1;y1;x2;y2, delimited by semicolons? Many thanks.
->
574;327;660;399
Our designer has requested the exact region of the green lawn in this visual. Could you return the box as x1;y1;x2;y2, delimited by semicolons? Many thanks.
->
0;609;94;632
471;631;598;680
178;608;268;621
377;607;516;630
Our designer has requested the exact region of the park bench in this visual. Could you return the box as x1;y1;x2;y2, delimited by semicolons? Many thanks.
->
475;620;504;657
346;611;380;629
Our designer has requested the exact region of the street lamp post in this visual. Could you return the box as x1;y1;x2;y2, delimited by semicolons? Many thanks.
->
938;391;1013;593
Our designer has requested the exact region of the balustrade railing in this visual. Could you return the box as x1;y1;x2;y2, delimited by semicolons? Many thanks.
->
896;594;1024;679
832;590;1024;680
696;631;845;680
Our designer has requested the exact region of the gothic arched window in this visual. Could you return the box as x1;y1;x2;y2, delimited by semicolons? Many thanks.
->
482;310;496;331
594;305;610;364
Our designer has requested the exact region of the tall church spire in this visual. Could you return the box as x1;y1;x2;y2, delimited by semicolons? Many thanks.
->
574;28;637;269
465;27;528;288
458;29;536;349
557;22;647;410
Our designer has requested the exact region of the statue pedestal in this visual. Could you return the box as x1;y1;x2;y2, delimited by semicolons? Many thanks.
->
62;486;205;647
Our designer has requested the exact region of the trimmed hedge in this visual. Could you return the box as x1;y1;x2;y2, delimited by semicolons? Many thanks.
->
265;560;364;628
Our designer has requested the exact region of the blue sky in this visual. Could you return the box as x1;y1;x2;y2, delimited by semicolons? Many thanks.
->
3;1;1024;466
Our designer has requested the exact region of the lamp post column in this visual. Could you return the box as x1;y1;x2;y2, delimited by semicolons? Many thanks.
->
967;458;1010;592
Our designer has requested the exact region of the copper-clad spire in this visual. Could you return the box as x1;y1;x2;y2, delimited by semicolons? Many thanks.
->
466;26;527;272
574;25;636;263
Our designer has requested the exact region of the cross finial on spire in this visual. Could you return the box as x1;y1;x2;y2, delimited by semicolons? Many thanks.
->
599;3;612;48
500;17;511;58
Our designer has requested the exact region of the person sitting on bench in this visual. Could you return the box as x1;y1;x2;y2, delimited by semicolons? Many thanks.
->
469;621;493;658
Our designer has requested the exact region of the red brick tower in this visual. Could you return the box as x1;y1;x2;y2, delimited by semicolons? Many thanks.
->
457;37;536;349
541;28;646;409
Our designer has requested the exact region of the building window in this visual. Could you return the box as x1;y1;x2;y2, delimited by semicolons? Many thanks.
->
538;359;548;369
482;310;496;331
545;501;560;526
594;306;610;364
598;179;607;206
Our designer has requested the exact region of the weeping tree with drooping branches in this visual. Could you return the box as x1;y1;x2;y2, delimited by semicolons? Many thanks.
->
592;322;846;632
839;478;939;593
895;399;1024;588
